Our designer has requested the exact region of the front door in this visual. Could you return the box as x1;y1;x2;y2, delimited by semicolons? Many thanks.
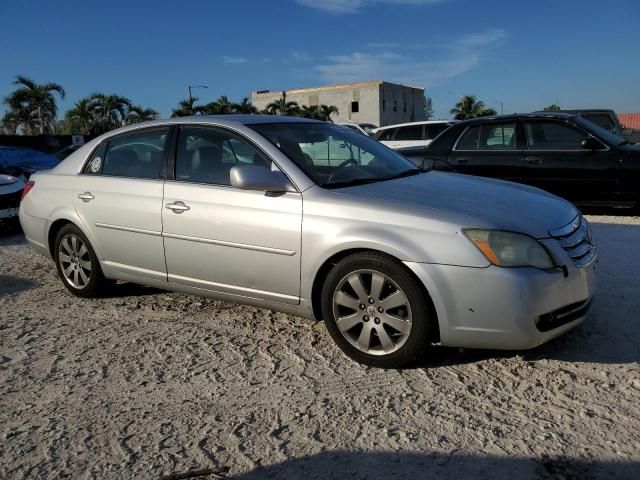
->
74;127;170;281
521;119;619;204
161;125;302;305
448;120;527;183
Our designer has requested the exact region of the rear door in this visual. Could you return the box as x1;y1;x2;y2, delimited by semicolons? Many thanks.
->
74;127;170;282
448;120;527;182
161;125;302;304
521;119;618;204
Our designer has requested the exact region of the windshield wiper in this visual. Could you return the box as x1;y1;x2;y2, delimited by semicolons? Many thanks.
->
324;168;425;189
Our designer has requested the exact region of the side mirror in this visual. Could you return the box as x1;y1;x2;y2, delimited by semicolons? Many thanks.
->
581;137;605;150
230;165;296;193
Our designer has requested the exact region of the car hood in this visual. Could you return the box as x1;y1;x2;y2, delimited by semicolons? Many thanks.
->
335;171;578;238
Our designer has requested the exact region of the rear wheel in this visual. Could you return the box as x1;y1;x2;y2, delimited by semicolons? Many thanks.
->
54;224;106;298
321;252;431;368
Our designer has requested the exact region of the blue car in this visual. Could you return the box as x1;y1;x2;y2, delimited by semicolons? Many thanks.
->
0;146;59;180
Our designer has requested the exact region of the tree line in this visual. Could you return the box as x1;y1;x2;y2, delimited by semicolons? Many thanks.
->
0;76;340;136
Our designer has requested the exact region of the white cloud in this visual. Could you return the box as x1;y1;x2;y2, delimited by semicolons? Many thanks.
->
222;56;248;64
314;29;506;87
295;0;445;14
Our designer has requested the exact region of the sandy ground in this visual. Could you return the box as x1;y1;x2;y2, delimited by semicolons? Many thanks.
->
1;215;639;479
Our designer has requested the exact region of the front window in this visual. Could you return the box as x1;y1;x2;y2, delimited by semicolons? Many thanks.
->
250;122;422;188
175;127;275;186
524;121;587;150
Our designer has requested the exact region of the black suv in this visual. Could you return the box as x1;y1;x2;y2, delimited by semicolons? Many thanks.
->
401;113;640;208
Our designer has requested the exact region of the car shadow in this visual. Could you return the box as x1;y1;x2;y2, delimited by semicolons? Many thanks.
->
0;275;35;297
100;282;164;298
413;218;640;367
224;450;638;480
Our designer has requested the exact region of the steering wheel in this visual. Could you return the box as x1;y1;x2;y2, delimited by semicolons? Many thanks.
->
327;158;359;183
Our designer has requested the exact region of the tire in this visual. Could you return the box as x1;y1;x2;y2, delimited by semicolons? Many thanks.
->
321;251;431;368
54;224;106;298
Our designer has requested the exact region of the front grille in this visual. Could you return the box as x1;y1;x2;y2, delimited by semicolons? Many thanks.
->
549;215;596;268
0;189;21;210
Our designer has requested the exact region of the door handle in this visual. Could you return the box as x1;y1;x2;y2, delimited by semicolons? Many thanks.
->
165;201;190;213
454;157;470;164
524;156;543;165
77;192;94;202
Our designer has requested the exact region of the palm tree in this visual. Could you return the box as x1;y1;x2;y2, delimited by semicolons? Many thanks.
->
264;92;301;116
125;105;159;124
171;97;205;117
318;104;339;122
202;95;235;115
65;97;95;134
299;105;322;120
1;107;36;135
88;93;132;131
450;95;496;120
3;75;65;134
233;97;258;114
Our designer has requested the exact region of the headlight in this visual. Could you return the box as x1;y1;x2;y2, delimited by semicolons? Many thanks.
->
464;229;555;269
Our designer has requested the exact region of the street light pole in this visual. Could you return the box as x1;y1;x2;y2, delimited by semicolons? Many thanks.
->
496;100;504;115
188;85;208;105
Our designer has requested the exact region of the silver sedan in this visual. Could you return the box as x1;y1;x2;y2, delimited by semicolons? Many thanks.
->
19;116;597;368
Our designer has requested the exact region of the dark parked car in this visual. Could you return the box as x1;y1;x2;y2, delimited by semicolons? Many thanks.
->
533;109;633;141
400;113;640;208
0;146;59;180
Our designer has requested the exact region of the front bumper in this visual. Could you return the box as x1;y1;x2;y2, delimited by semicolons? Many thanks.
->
405;258;597;350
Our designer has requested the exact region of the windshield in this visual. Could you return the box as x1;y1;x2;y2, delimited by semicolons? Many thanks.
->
250;122;421;188
574;117;626;146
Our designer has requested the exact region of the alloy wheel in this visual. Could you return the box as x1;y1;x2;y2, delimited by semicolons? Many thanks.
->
332;269;412;356
58;233;92;289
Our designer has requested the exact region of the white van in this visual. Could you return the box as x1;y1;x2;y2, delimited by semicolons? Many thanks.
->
373;120;456;149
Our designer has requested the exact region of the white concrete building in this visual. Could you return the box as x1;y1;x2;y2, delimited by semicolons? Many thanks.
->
251;81;426;127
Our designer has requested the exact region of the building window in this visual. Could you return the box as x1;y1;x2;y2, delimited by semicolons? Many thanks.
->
351;101;359;113
403;102;407;112
393;100;397;112
382;100;386;111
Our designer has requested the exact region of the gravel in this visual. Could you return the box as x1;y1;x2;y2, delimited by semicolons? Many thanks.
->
1;215;639;479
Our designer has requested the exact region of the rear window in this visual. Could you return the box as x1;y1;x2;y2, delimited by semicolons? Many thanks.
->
375;128;396;141
425;123;448;140
582;114;616;133
456;122;516;150
394;125;423;141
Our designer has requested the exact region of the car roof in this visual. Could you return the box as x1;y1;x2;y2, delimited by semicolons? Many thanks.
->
109;114;323;133
533;109;615;115
373;120;455;132
454;112;578;125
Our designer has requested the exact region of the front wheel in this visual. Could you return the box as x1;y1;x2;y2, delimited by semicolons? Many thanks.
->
321;252;432;368
54;224;107;298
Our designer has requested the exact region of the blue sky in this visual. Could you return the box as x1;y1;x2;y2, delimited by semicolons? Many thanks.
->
1;0;638;119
